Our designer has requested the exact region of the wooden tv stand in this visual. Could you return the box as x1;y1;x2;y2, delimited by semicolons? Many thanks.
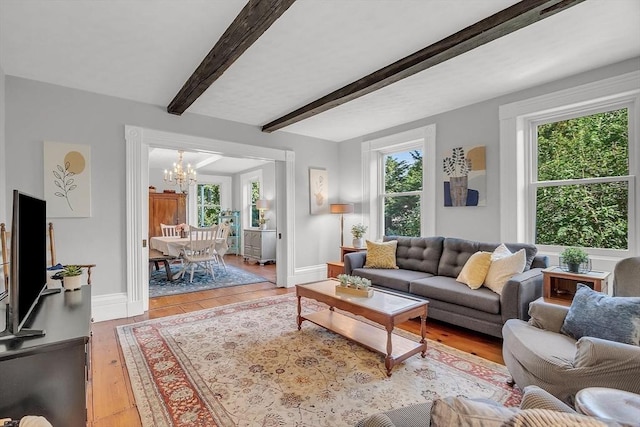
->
0;286;91;426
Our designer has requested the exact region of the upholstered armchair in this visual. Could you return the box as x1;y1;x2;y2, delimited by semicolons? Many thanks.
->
502;296;640;405
612;256;640;297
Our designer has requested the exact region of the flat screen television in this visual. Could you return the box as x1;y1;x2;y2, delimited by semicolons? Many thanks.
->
0;190;56;341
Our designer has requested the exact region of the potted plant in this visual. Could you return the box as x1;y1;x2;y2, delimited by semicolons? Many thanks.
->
560;247;589;273
52;265;83;291
351;224;367;248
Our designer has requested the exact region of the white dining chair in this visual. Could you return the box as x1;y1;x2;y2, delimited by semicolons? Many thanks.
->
214;223;231;271
160;223;178;237
179;226;218;283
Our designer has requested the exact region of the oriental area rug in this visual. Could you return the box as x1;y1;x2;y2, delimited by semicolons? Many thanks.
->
117;295;521;427
149;264;268;298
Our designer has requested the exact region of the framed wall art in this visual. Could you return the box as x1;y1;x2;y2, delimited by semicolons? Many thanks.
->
44;141;92;217
443;145;486;207
309;167;329;215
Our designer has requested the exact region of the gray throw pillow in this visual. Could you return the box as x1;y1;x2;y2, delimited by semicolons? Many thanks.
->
560;284;640;346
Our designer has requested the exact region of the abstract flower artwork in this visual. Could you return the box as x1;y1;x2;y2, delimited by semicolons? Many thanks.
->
44;141;92;217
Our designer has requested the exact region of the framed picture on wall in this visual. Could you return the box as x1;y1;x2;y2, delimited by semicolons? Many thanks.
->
44;141;92;217
309;167;329;215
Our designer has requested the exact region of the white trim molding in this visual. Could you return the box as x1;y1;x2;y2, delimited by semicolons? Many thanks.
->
499;71;640;269
362;125;436;239
122;126;296;320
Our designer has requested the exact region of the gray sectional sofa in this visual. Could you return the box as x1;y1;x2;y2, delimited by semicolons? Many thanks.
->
344;236;549;338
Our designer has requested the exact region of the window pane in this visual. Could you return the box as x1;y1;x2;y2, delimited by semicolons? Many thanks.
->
251;181;260;227
537;108;628;181
384;195;420;237
535;182;628;249
385;150;422;193
196;184;220;227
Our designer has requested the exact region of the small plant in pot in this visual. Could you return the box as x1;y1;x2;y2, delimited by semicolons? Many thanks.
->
351;224;367;248
52;265;83;291
560;247;589;273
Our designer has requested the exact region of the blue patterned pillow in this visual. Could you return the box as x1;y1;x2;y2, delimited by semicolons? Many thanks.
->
561;284;640;346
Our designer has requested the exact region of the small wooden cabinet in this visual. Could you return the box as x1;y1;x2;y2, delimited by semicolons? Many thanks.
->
340;246;367;261
543;266;610;304
243;229;276;265
149;192;186;238
327;261;344;278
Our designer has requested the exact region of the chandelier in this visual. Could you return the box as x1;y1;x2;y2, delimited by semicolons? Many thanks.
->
163;150;196;192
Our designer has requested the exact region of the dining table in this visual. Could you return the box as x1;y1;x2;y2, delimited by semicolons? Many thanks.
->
149;235;228;280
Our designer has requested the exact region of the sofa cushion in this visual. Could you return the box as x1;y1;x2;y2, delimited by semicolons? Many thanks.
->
560;284;640;346
385;236;444;275
409;276;501;314
353;268;433;294
430;396;516;427
364;240;399;269
484;249;526;295
437;238;481;278
477;241;538;271
457;251;492;289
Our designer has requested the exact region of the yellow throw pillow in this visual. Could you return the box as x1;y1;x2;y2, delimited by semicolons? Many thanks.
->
364;240;399;269
456;251;492;289
484;249;526;295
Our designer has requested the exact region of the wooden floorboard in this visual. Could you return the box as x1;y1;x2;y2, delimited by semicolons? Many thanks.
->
88;255;503;426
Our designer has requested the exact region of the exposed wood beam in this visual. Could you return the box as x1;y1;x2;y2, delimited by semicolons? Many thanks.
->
168;0;296;115
262;0;584;133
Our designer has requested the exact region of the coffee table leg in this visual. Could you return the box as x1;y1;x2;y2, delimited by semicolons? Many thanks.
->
420;314;427;357
385;326;394;376
297;295;303;330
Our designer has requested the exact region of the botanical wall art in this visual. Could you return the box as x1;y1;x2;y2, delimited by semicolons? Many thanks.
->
308;167;329;215
443;145;486;207
44;141;92;217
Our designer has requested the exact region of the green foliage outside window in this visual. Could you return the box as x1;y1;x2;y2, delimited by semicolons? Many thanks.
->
384;150;422;237
197;184;221;227
536;108;628;249
251;181;260;227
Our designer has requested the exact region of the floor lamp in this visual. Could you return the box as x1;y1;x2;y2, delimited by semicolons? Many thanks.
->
330;203;354;247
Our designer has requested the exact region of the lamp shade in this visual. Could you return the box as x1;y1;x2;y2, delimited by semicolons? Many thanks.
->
330;203;354;214
256;199;269;210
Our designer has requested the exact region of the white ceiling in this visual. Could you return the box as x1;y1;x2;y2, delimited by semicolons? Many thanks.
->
148;147;269;175
1;0;639;145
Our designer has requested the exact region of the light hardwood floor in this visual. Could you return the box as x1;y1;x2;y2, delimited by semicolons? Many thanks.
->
88;256;503;426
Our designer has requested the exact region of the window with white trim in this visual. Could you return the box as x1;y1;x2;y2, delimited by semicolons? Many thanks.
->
196;183;221;227
362;125;436;240
241;170;263;229
531;106;631;250
499;71;639;258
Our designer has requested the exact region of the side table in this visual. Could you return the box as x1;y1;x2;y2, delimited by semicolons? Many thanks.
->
340;245;366;261
542;266;610;304
327;261;344;278
575;387;640;425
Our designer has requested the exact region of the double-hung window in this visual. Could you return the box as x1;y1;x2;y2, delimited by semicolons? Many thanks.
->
381;149;423;236
196;183;221;227
532;107;631;250
500;71;639;259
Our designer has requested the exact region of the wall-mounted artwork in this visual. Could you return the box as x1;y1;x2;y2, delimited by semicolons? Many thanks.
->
309;167;329;215
443;145;486;207
44;141;92;217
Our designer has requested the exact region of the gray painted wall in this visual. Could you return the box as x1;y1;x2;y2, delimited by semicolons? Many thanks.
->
338;57;640;243
0;65;5;223
5;77;340;297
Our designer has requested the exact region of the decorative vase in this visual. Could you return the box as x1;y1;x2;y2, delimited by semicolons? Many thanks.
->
449;176;468;206
352;238;364;248
63;275;82;291
260;223;268;230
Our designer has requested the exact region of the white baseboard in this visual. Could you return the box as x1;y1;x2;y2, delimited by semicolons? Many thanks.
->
293;264;327;285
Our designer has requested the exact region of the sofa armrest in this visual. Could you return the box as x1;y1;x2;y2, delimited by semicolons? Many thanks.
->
527;298;569;333
344;252;366;275
574;336;640;369
500;268;545;322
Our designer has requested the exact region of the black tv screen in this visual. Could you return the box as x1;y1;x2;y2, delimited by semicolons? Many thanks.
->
10;190;47;332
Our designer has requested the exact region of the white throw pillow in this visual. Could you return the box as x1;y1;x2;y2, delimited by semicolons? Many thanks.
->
484;249;526;295
491;243;512;261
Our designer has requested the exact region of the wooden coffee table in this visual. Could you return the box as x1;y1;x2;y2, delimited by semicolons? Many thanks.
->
296;280;428;376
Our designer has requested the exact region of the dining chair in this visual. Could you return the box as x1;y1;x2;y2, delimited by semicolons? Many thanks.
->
214;223;231;271
48;222;96;285
179;226;218;283
160;223;179;237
